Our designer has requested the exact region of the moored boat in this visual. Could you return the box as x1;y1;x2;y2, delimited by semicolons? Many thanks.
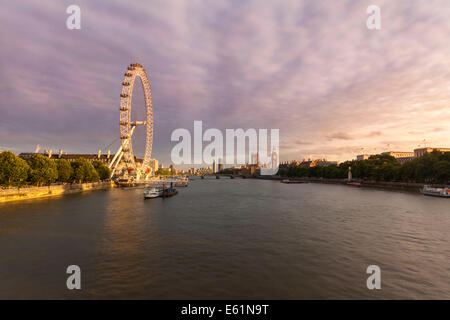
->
174;177;189;187
420;185;450;198
347;182;362;187
281;179;307;184
144;187;162;199
162;187;178;197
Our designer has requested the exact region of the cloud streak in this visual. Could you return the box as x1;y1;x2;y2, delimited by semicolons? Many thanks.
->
1;0;450;164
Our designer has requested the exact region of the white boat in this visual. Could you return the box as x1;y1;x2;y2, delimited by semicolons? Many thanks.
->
167;177;188;187
144;188;162;199
420;185;450;198
174;178;189;187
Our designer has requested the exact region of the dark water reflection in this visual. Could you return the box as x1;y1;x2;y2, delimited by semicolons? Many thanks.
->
0;179;449;299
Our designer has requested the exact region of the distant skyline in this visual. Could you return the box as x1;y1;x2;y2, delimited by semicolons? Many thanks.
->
1;0;450;165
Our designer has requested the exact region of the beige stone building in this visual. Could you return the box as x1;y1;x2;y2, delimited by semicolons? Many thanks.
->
147;158;159;174
356;154;371;161
19;152;160;175
299;159;338;167
355;147;450;164
414;147;450;158
381;151;415;158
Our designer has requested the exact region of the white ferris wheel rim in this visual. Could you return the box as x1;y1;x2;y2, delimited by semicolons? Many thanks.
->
119;63;154;176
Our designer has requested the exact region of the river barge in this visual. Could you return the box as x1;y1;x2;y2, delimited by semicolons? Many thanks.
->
420;185;450;198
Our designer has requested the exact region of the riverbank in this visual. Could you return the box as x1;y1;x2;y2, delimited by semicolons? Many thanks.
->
276;177;445;191
186;175;441;193
0;181;114;203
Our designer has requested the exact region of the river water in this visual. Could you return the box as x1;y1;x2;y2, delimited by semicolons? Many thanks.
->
0;178;449;299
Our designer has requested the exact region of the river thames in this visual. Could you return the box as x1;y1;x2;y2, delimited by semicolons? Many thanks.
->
0;179;449;299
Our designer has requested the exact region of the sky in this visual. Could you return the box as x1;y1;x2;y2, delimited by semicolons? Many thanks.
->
1;0;450;166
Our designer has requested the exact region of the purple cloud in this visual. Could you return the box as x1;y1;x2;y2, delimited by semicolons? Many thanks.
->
1;0;449;165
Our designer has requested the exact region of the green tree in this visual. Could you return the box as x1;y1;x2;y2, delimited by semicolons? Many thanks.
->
281;151;450;183
218;168;234;174
27;154;58;186
0;151;29;186
92;160;111;180
434;160;450;184
55;159;73;182
71;158;99;183
399;161;415;182
156;169;173;176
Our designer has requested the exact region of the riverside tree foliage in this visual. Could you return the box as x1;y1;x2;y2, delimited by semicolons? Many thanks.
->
55;159;73;182
27;154;58;186
156;169;173;176
0;152;112;187
92;160;111;180
0;151;29;186
278;151;450;184
70;158;99;183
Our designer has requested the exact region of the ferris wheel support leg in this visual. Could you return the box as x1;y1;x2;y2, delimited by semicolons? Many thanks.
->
109;145;123;169
110;151;125;178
